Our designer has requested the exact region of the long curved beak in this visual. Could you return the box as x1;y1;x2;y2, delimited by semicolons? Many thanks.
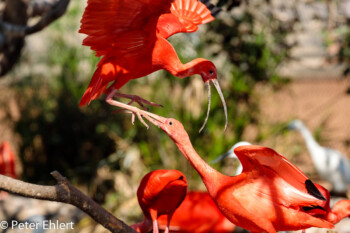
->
211;151;232;164
287;123;296;130
199;79;228;133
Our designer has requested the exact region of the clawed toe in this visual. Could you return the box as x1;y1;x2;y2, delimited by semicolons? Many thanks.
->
114;92;162;109
106;90;163;128
107;98;162;129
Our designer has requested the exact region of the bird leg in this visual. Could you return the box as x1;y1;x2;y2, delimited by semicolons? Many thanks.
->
112;92;162;110
164;213;174;233
106;90;165;128
152;219;159;233
149;209;159;233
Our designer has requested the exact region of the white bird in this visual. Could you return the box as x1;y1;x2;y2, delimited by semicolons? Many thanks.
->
288;119;350;195
211;141;251;175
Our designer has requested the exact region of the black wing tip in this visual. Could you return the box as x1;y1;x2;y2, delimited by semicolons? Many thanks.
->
302;205;325;212
199;0;222;17
305;179;326;201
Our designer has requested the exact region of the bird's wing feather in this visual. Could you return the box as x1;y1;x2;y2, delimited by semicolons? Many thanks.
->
141;170;185;204
80;0;173;57
157;0;215;39
324;147;350;182
234;145;327;208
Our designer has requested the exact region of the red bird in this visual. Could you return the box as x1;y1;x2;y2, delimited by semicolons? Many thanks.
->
311;183;350;225
0;141;17;179
157;191;235;233
131;170;187;233
116;108;335;233
79;0;227;132
326;199;350;224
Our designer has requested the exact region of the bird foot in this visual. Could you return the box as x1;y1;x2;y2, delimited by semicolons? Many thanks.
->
113;92;163;110
106;91;164;129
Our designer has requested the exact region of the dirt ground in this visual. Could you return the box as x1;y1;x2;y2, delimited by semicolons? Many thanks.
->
254;78;350;186
260;78;350;153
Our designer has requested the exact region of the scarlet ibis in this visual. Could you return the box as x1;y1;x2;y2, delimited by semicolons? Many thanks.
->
131;170;187;233
116;107;334;232
305;182;350;231
0;141;17;179
212;141;252;175
288;119;350;195
79;0;227;132
326;199;350;225
157;191;235;233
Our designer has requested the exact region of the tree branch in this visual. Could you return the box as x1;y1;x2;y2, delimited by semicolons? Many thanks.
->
27;0;64;18
0;171;137;233
0;0;70;37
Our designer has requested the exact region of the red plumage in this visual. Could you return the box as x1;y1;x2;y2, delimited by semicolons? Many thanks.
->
0;141;17;179
79;0;217;106
311;183;350;225
79;0;227;131
131;170;188;233
158;191;235;233
116;111;336;233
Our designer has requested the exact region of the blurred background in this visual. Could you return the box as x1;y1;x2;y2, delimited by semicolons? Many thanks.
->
1;0;350;232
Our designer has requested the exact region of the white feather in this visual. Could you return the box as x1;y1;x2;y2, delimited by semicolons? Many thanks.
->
288;119;350;193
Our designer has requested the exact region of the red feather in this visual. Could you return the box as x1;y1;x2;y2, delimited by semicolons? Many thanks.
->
158;191;235;233
79;0;219;107
0;141;17;179
132;170;187;233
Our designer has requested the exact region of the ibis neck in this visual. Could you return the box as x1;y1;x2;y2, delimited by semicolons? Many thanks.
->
327;200;350;224
155;37;210;79
297;124;320;154
167;58;208;78
173;134;228;196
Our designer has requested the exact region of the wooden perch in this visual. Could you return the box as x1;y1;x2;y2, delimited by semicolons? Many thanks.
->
0;171;137;233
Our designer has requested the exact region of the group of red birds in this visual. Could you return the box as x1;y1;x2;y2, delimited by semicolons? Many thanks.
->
78;0;350;232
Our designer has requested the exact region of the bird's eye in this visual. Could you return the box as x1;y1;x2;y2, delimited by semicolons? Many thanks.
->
209;70;214;74
169;121;173;125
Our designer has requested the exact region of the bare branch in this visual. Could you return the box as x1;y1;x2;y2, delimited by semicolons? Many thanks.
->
0;0;71;76
0;171;137;233
0;0;70;37
27;0;63;18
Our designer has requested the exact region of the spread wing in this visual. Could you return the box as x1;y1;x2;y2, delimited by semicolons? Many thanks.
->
234;145;327;208
157;0;219;39
80;0;173;57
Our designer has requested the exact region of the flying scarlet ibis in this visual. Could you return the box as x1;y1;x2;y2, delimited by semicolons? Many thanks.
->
131;170;187;233
212;141;252;175
79;0;227;132
157;191;235;233
0;141;17;179
116;107;335;232
288;119;350;196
